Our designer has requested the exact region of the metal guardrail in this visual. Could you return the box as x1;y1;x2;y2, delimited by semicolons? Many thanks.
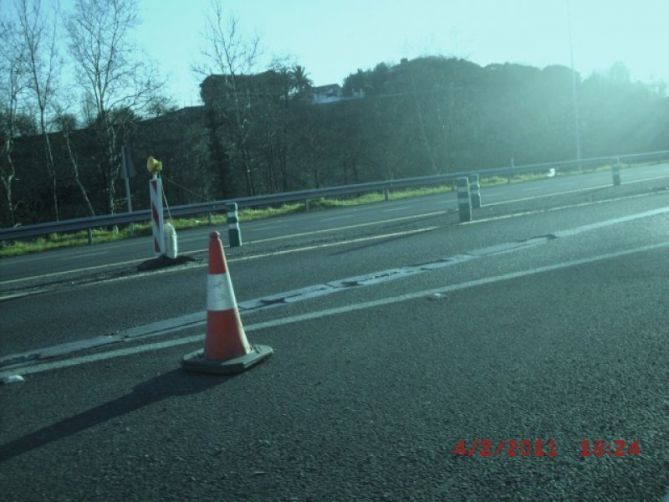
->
1;149;668;242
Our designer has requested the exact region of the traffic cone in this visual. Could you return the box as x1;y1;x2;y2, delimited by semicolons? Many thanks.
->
182;232;272;374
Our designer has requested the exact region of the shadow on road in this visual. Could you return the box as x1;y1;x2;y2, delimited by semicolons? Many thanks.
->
0;369;228;463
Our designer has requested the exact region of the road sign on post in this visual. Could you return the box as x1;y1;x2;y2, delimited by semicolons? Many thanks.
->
457;177;472;223
227;202;242;247
147;156;165;256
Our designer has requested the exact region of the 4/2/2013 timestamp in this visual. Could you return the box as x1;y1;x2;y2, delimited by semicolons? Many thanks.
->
452;439;640;458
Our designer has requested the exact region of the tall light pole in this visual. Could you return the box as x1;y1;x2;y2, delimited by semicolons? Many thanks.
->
567;0;582;161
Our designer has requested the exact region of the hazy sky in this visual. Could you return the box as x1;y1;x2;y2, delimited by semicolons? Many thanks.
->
10;0;669;106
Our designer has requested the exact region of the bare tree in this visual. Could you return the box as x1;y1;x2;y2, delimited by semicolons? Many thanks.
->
195;1;260;78
196;1;261;195
14;0;61;220
0;17;28;226
66;0;162;214
52;103;96;216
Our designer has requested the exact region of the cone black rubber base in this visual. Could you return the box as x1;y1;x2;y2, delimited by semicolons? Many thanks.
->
181;345;273;374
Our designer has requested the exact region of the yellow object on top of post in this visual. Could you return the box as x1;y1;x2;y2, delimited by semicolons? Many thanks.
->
146;156;163;175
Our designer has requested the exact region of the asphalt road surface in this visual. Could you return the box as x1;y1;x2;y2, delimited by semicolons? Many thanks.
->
0;161;667;287
1;164;668;501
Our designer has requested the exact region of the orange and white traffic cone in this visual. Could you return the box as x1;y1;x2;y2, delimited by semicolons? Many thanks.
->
182;232;272;374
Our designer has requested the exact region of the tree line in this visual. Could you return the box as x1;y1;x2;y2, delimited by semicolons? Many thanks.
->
2;0;668;228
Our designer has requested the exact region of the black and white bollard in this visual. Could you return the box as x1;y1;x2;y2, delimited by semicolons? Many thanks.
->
164;222;178;259
457;177;472;223
468;174;481;209
612;158;621;186
227;202;242;247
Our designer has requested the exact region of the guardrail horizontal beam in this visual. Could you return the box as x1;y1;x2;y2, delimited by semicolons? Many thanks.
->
2;149;668;242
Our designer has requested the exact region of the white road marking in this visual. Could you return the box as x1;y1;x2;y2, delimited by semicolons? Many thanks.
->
486;173;669;207
0;256;149;285
465;191;666;225
382;206;412;212
248;223;285;231
0;232;549;366
59;251;110;260
0;288;54;301
1;213;447;286
4;171;667;285
0;227;439;290
178;235;213;244
320;214;354;222
554;206;669;237
517;185;545;192
232;227;438;263
4;239;668;379
0;253;64;264
242;211;445;245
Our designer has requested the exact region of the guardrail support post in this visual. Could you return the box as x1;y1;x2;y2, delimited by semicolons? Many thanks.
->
384;189;390;201
87;228;93;245
207;213;212;226
305;199;310;212
612;158;621;186
227;202;242;247
457;177;472;223
469;174;481;209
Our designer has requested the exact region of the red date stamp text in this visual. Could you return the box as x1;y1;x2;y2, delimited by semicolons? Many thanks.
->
452;439;640;458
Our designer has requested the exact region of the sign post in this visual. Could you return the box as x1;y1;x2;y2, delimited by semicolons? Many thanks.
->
147;156;164;256
121;145;136;212
121;145;136;234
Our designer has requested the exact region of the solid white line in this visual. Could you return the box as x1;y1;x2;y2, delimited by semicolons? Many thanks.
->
382;206;412;212
554;206;669;237
1;227;439;291
243;210;445;245
320;214;354;222
246;240;669;332
232;227;438;262
178;236;213;244
1;254;63;264
0;288;54;301
465;191;666;225
4;172;667;285
4;239;669;379
0;256;149;285
103;227;439;270
1;213;447;286
517;185;545;191
59;251;110;260
486;174;669;207
248;223;285;231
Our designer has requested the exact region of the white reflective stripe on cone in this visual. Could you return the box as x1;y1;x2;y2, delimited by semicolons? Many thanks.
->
207;273;238;311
